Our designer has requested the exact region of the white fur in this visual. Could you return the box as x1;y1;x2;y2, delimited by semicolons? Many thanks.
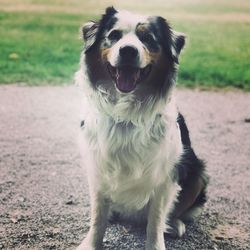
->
108;32;149;68
82;97;182;212
76;10;185;250
114;10;147;32
76;56;184;250
106;10;151;68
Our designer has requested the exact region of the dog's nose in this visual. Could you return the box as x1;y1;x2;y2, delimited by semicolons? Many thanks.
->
119;46;138;59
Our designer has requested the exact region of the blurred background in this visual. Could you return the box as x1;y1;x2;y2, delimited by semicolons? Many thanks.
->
0;0;249;90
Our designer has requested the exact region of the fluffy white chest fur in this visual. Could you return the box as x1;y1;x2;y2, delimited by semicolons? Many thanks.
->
81;95;183;212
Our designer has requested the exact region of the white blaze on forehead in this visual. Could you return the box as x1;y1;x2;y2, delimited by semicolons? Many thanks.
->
114;10;147;32
107;10;150;68
109;33;149;67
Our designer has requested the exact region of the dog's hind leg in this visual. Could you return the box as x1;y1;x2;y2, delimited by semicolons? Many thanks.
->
166;174;208;238
174;175;206;219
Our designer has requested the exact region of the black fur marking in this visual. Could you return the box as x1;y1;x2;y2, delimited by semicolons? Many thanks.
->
83;7;118;53
149;17;185;64
175;113;208;212
190;187;207;208
177;113;191;146
174;35;185;55
144;16;184;97
84;7;118;89
108;29;123;42
177;147;206;186
82;22;99;52
80;120;85;128
135;25;160;53
152;16;175;63
97;7;118;36
176;113;207;184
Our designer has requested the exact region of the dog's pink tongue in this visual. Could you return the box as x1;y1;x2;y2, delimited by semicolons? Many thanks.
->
116;67;139;93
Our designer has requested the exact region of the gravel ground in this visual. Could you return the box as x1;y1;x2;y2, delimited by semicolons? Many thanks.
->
0;85;249;250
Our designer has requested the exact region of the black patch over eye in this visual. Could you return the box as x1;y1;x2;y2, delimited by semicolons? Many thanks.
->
141;33;155;44
108;30;122;41
138;31;159;52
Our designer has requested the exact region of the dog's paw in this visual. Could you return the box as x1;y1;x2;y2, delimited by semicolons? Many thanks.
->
146;236;166;250
165;219;186;238
76;238;103;250
145;241;166;250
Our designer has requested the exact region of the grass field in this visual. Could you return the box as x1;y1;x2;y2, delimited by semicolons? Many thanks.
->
0;0;249;90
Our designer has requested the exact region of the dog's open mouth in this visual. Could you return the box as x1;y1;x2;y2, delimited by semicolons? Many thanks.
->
107;63;152;93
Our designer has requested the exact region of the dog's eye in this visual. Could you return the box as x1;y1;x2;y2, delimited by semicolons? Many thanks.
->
108;30;122;41
142;33;155;44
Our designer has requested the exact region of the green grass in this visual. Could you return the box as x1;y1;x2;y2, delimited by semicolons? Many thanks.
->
0;12;92;85
0;1;250;90
175;21;250;90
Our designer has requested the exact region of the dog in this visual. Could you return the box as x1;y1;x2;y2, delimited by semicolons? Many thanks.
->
75;7;208;250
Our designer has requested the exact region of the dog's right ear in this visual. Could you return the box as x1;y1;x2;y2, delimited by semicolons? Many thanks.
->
82;7;118;53
82;21;99;52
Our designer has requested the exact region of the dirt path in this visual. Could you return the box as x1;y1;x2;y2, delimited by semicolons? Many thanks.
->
0;85;249;250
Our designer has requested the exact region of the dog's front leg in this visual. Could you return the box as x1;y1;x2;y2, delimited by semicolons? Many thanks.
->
146;182;179;250
77;191;109;250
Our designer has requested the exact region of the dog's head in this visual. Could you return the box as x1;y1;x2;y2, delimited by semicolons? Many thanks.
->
81;7;185;94
76;7;185;124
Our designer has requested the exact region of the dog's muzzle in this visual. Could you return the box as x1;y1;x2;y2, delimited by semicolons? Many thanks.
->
107;63;151;93
107;45;151;93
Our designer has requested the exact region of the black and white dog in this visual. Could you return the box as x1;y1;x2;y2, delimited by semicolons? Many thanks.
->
75;7;208;250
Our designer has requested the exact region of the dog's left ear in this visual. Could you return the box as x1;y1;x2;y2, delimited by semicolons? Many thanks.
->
82;21;99;52
171;31;186;63
154;16;185;64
